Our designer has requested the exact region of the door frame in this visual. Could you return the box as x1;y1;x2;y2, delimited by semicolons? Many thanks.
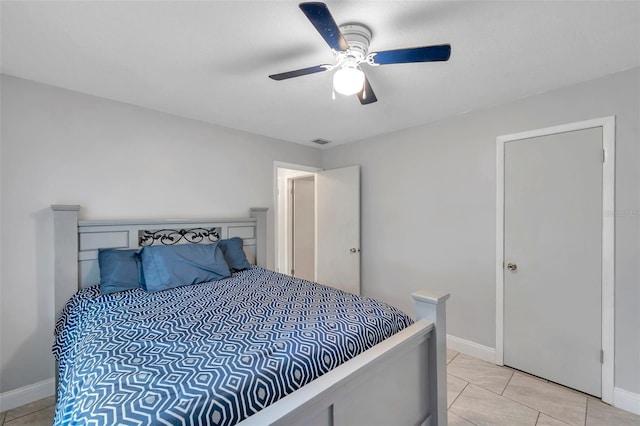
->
495;116;615;404
274;161;322;275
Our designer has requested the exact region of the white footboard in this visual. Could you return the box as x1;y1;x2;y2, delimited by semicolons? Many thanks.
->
239;291;450;426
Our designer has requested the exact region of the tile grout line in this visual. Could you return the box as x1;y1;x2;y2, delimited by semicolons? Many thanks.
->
584;398;589;426
499;389;584;425
3;403;56;425
538;411;574;426
455;411;482;426
501;371;588;422
464;380;548;422
448;358;592;425
486;372;560;421
535;411;541;425
500;369;516;396
449;389;483;426
446;351;480;425
448;381;484;426
447;370;514;397
546;413;573;426
449;380;470;410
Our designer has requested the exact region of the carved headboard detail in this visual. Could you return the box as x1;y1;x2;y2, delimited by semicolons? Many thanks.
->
138;227;222;246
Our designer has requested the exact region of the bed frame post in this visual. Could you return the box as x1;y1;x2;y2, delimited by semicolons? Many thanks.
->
250;207;268;268
412;290;450;426
51;205;81;318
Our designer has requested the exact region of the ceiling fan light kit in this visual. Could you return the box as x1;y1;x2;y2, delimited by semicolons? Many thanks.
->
333;66;365;95
269;2;452;105
332;24;370;96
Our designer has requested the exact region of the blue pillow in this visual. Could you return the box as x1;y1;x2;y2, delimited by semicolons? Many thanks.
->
98;249;144;295
140;243;231;292
218;237;251;271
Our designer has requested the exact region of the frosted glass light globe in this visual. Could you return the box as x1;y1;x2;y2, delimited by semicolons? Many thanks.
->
333;66;365;96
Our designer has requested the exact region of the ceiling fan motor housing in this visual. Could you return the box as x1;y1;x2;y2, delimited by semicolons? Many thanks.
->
339;24;372;62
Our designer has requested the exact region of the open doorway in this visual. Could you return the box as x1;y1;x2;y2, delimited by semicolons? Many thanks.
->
288;176;315;280
275;162;361;294
274;163;320;278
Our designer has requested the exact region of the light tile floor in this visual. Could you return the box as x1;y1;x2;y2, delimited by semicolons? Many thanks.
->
0;396;55;426
1;351;638;425
446;350;640;426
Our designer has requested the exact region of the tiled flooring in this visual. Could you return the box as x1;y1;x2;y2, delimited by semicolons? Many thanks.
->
1;351;638;425
0;396;55;426
446;350;640;426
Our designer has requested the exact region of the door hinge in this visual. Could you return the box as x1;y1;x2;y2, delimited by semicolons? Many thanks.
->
602;149;606;163
291;269;295;276
600;349;604;364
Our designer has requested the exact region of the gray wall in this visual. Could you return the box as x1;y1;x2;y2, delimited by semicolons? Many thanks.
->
322;68;640;394
0;74;322;393
2;68;638;397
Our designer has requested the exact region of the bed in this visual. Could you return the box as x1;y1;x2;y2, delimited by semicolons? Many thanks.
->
51;205;449;426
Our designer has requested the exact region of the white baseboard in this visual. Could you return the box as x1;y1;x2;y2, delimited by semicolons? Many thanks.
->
614;387;640;415
0;377;55;412
447;334;496;364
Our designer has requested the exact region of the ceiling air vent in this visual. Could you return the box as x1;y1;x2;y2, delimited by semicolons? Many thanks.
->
312;138;331;145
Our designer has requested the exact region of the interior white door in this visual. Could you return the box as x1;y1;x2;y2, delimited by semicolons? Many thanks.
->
291;177;315;281
316;165;360;295
503;128;603;397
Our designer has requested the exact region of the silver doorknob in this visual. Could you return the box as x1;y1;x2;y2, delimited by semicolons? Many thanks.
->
507;263;517;271
350;248;360;253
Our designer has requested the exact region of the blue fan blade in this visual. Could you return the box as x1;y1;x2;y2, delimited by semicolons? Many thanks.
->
269;65;329;80
370;44;451;65
357;75;377;105
299;2;349;52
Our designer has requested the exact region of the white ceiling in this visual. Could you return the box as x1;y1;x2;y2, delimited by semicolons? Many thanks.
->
2;1;639;147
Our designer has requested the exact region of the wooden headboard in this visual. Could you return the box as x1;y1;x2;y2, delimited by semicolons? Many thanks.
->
51;205;268;316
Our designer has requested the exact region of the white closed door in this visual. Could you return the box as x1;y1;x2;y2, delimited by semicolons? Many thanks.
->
316;165;360;295
503;128;603;397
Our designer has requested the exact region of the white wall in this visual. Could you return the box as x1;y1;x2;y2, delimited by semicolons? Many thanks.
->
322;68;640;395
0;74;322;394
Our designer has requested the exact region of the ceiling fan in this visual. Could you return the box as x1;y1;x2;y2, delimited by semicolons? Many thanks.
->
269;2;452;105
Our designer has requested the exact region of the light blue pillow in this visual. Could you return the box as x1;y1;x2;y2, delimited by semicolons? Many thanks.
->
218;237;251;271
98;249;144;295
140;243;231;292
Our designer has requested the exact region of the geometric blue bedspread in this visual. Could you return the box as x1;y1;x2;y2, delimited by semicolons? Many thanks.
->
53;267;413;425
